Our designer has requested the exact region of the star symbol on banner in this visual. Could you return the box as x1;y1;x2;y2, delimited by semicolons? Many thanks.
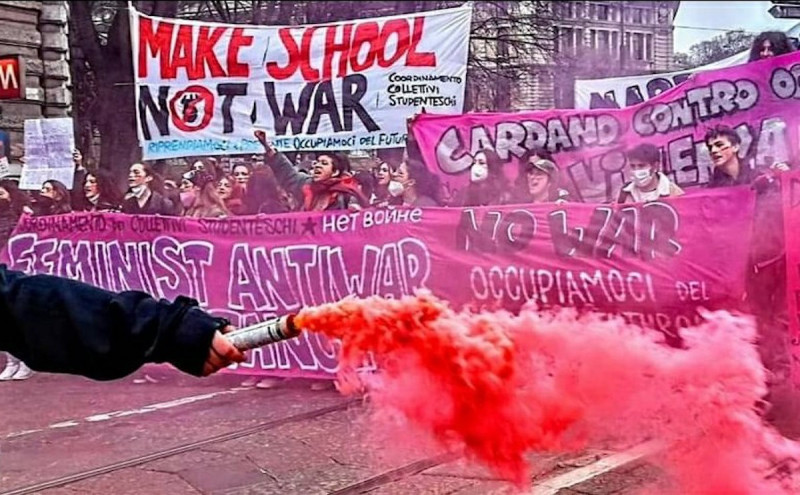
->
301;217;316;235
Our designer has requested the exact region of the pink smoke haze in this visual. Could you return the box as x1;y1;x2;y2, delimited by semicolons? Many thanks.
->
296;291;800;493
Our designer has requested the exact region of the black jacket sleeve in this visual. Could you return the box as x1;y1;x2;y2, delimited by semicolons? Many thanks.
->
0;265;221;381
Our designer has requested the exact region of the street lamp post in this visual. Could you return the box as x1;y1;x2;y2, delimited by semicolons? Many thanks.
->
619;0;626;71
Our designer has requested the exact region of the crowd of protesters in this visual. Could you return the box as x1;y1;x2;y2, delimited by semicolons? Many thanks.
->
0;31;793;385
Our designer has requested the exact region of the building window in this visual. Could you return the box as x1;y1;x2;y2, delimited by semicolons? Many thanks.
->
576;28;584;53
563;27;574;55
589;29;597;50
576;2;584;18
633;33;644;60
643;9;651;24
597;4;609;21
632;8;643;23
611;31;619;58
599;30;610;54
554;26;560;53
589;3;596;19
647;33;654;60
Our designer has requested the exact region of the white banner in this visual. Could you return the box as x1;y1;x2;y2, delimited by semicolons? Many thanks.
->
131;5;472;160
574;24;800;110
573;51;748;110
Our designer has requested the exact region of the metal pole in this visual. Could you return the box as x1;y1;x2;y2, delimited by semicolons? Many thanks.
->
619;0;626;71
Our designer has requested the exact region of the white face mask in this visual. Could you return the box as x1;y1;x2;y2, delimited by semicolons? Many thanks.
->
470;163;489;183
387;180;405;197
631;168;653;186
130;184;146;196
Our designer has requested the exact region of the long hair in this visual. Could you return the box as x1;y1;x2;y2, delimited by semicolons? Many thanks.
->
44;180;72;213
188;181;229;217
86;169;123;206
220;174;245;202
353;170;376;200
317;152;352;176
243;170;286;214
462;148;509;206
749;31;795;62
406;159;441;205
0;179;31;217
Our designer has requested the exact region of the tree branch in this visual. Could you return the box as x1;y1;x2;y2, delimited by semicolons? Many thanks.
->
252;0;262;24
152;0;179;17
69;1;105;71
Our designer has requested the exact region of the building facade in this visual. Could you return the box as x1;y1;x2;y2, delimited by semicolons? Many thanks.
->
465;1;679;111
549;0;679;108
0;0;71;166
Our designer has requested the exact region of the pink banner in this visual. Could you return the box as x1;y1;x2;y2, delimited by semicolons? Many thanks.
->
1;188;754;377
412;51;800;203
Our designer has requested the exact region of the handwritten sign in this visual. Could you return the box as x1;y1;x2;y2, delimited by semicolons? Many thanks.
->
20;118;75;190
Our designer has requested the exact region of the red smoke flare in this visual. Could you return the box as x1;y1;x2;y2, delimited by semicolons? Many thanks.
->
294;291;800;492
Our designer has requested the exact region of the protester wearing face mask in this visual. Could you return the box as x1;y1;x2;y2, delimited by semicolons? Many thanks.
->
455;149;511;207
122;163;175;215
616;144;683;204
180;170;228;218
388;159;441;207
254;130;366;211
83;169;122;212
370;161;402;207
34;180;72;216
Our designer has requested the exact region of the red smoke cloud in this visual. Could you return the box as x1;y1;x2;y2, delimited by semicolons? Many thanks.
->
295;291;800;493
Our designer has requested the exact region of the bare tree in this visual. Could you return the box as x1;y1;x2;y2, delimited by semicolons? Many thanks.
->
183;0;560;112
70;1;179;178
673;30;754;70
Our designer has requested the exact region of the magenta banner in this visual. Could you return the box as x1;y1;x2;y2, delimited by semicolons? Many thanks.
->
1;188;754;377
412;51;800;203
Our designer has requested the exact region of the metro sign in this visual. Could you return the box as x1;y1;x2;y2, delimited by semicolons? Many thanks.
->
0;56;25;100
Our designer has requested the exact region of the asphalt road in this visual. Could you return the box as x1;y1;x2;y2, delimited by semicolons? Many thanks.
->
3;362;796;495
